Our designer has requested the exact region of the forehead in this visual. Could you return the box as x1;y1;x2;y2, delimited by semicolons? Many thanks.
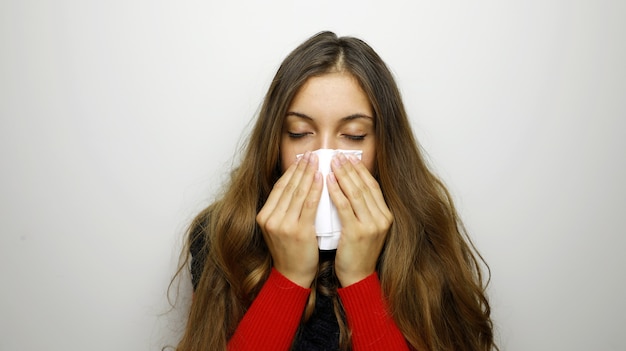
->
286;72;373;122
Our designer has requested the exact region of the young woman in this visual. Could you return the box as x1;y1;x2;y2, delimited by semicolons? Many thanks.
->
175;31;497;350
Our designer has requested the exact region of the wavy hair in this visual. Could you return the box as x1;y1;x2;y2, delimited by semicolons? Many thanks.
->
174;31;497;351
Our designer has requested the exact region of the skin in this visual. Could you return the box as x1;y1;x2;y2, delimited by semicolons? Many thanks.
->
256;72;393;288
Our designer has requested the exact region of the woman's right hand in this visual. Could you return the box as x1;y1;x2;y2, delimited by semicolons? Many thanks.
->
256;151;323;288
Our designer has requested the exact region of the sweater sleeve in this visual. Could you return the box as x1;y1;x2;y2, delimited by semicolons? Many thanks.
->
228;268;311;351
337;273;410;350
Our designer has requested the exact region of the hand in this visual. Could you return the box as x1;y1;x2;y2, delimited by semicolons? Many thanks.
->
327;153;393;287
256;151;323;288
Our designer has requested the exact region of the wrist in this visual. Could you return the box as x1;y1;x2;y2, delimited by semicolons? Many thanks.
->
274;266;316;288
336;269;374;287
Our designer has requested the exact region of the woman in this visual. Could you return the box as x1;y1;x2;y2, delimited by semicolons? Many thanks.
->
175;31;497;350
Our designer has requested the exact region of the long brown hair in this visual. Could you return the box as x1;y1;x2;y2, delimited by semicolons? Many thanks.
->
174;31;498;351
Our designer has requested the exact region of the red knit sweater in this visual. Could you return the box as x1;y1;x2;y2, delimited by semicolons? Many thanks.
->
228;268;409;351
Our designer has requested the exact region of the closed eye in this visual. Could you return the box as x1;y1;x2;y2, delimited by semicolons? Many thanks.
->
343;134;366;141
287;132;312;139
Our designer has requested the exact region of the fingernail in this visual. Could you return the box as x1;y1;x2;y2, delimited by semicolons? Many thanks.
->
348;155;359;164
332;155;342;167
328;172;337;183
338;153;348;164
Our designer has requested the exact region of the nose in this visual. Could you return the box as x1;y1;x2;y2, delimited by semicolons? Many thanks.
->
318;132;337;150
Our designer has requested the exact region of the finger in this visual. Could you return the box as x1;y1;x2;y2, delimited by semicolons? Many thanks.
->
272;151;312;216
284;152;320;222
326;171;363;226
299;167;323;225
257;157;299;221
346;154;393;222
329;153;374;220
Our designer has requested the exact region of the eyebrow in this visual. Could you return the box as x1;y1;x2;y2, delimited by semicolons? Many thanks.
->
285;111;374;121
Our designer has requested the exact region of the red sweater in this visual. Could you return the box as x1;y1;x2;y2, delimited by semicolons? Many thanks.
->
228;268;409;350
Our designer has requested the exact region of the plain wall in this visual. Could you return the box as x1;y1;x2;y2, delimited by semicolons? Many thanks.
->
1;1;625;350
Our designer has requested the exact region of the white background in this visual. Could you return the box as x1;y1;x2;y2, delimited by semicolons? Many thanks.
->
1;1;625;350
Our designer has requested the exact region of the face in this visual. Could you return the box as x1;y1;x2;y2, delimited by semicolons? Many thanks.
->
280;72;376;173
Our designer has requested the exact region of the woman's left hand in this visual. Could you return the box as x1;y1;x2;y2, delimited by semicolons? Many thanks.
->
327;153;393;287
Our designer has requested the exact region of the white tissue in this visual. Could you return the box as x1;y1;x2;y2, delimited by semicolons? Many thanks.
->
297;149;363;250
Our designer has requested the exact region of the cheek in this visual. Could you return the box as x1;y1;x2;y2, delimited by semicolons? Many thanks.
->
362;143;376;173
280;144;296;173
281;156;295;173
362;153;376;173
